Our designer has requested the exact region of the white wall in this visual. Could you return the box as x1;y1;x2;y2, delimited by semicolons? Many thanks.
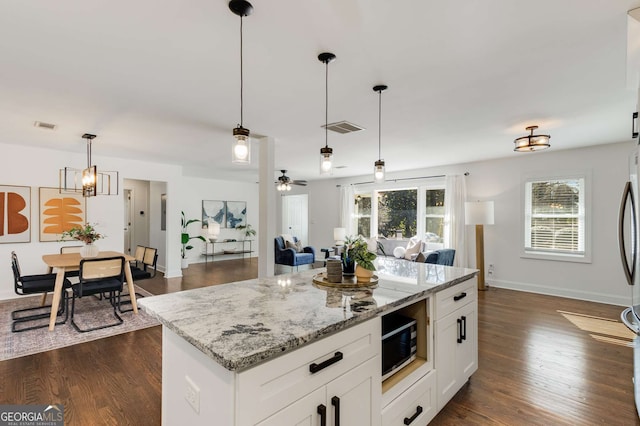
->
307;141;636;306
180;176;259;265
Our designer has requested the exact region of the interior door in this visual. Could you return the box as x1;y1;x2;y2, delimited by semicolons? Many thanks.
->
123;189;133;255
282;194;308;245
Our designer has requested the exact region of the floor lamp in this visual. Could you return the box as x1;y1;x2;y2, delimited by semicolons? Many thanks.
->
465;201;494;291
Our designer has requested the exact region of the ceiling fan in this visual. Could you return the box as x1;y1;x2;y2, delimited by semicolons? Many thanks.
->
276;170;307;191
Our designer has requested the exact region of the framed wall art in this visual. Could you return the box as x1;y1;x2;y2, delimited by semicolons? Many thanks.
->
202;200;226;227
225;201;246;229
39;187;86;242
0;185;31;243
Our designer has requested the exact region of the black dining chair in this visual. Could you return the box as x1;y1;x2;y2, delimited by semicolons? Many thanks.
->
11;251;71;332
71;256;126;333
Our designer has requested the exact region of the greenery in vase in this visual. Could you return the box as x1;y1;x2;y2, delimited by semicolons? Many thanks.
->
236;224;256;238
344;235;377;271
181;211;206;258
60;223;104;244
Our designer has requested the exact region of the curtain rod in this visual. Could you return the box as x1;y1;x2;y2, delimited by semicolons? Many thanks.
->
336;172;468;187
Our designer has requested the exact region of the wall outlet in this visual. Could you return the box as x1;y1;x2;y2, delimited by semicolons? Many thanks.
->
185;375;200;414
488;264;494;276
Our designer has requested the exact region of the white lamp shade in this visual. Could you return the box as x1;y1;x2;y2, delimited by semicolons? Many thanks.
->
333;227;346;244
208;222;221;236
465;201;495;225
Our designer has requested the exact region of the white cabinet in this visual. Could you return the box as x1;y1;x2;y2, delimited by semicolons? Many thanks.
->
258;356;380;426
237;318;381;425
381;370;437;426
434;278;478;410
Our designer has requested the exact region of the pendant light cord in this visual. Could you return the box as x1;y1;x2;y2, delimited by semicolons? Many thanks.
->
378;89;382;160
325;60;329;149
239;15;244;127
86;139;91;169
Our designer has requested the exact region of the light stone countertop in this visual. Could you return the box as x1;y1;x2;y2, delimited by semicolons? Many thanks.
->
138;257;478;371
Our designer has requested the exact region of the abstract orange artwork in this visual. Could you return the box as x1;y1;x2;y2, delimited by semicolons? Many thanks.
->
0;185;31;243
39;187;86;242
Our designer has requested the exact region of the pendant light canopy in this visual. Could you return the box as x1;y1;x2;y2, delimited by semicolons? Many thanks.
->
229;0;253;164
513;125;550;152
373;84;388;183
318;52;336;175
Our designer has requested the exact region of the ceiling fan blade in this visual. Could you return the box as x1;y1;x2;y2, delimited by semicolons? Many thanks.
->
292;181;307;186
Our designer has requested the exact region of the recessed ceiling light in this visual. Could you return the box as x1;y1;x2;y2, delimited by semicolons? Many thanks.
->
34;121;57;130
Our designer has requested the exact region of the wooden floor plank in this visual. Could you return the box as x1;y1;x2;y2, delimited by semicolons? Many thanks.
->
1;260;638;425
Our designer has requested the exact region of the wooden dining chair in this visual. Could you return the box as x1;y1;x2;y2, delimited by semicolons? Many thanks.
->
71;256;126;333
11;251;71;332
60;245;83;278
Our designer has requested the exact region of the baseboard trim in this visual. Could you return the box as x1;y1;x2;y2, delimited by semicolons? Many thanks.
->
487;278;628;307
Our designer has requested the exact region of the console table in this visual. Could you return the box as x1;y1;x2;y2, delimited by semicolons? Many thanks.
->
203;240;253;263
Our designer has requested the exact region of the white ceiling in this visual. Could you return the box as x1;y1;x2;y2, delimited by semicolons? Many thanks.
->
1;0;639;183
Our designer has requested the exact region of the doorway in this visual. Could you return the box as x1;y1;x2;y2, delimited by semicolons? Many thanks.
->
281;194;308;244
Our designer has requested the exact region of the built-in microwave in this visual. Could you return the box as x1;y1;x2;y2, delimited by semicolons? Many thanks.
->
381;313;417;380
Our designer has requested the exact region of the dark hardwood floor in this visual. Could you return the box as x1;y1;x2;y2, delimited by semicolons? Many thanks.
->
1;259;638;425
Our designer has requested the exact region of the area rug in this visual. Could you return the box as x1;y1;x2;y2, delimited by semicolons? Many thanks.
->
0;286;160;361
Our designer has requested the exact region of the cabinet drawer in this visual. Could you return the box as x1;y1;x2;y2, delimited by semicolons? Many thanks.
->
237;318;381;425
435;277;477;320
381;370;437;426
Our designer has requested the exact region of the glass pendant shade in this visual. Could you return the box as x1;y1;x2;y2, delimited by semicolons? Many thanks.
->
82;165;97;197
320;146;333;175
232;126;251;164
514;125;550;152
374;160;385;183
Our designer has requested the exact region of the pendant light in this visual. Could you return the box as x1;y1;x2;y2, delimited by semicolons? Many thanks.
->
59;133;119;197
229;0;253;164
318;52;336;175
373;84;388;183
513;125;550;152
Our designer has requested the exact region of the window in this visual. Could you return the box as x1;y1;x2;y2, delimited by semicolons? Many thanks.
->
523;174;590;262
354;193;371;238
377;189;417;238
424;189;445;245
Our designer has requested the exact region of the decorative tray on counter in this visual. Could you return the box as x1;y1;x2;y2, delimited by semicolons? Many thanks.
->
312;272;378;288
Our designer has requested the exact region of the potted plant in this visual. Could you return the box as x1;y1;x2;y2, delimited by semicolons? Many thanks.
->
236;223;256;240
349;236;377;283
181;211;206;268
61;223;104;258
341;235;359;276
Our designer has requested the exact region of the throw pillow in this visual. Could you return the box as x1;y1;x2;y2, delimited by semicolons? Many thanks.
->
286;240;303;252
280;234;295;244
393;246;406;259
404;237;422;260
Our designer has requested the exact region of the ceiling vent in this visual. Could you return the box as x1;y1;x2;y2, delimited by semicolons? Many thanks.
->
322;121;365;134
34;121;57;130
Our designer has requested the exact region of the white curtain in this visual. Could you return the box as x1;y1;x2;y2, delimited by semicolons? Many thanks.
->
444;175;467;267
339;185;355;236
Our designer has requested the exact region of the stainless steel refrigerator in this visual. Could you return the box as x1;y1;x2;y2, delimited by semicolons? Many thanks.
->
619;116;640;418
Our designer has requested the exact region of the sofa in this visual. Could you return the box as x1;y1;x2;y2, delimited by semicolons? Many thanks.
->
274;236;315;270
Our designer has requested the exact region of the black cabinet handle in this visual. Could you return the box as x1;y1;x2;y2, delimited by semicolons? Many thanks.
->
317;404;326;426
453;292;467;302
331;396;340;426
461;315;467;341
309;351;343;374
403;405;423;425
633;112;638;139
457;318;462;343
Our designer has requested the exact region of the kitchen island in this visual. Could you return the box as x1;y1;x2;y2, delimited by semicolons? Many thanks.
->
139;257;478;425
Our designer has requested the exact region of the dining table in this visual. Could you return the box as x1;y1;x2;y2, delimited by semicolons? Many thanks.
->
42;250;138;331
